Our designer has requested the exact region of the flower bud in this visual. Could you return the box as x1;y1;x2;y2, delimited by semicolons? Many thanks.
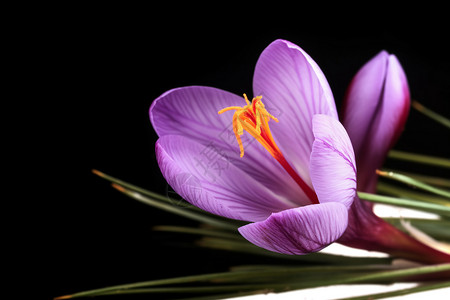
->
341;51;410;192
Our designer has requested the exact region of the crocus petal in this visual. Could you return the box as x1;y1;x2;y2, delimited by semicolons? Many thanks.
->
341;51;389;156
253;39;338;186
156;135;299;222
371;54;410;154
310;115;356;209
150;86;242;139
238;202;348;255
342;51;410;192
150;86;310;207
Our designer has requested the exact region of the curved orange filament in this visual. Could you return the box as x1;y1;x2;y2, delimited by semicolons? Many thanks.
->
218;94;319;204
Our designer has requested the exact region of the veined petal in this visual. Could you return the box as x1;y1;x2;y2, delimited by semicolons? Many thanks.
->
156;135;298;222
361;54;410;192
371;54;410;152
341;51;389;156
150;86;310;207
310;115;356;209
253;39;338;186
342;51;410;192
150;86;242;139
238;202;348;255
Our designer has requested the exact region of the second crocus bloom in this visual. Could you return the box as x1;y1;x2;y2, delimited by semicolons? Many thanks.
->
339;51;450;263
341;51;410;193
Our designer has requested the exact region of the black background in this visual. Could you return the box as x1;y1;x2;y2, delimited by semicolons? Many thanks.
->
34;8;450;299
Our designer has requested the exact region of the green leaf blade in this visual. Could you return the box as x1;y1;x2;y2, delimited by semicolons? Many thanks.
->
358;192;450;217
377;170;450;199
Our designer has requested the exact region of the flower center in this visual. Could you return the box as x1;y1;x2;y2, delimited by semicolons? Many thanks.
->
218;94;319;204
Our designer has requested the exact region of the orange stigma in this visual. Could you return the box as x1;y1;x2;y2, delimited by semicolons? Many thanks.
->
218;94;279;158
218;94;319;204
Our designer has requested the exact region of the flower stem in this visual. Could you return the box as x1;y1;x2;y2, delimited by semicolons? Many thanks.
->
341;197;450;264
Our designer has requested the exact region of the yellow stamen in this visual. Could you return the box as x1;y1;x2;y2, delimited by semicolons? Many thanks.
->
243;93;251;105
218;94;279;158
218;94;320;205
217;106;243;114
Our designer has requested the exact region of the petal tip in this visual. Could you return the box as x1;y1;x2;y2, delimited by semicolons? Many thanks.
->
378;49;390;57
239;203;349;255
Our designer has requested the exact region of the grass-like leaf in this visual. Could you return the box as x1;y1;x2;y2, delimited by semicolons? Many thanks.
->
377;170;450;199
377;182;449;206
55;263;450;299
412;100;450;129
92;169;175;204
109;183;239;231
93;170;246;228
358;192;450;217
382;169;450;188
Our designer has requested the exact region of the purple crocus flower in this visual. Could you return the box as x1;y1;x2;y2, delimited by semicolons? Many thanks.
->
150;39;357;254
342;50;410;193
338;50;450;263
